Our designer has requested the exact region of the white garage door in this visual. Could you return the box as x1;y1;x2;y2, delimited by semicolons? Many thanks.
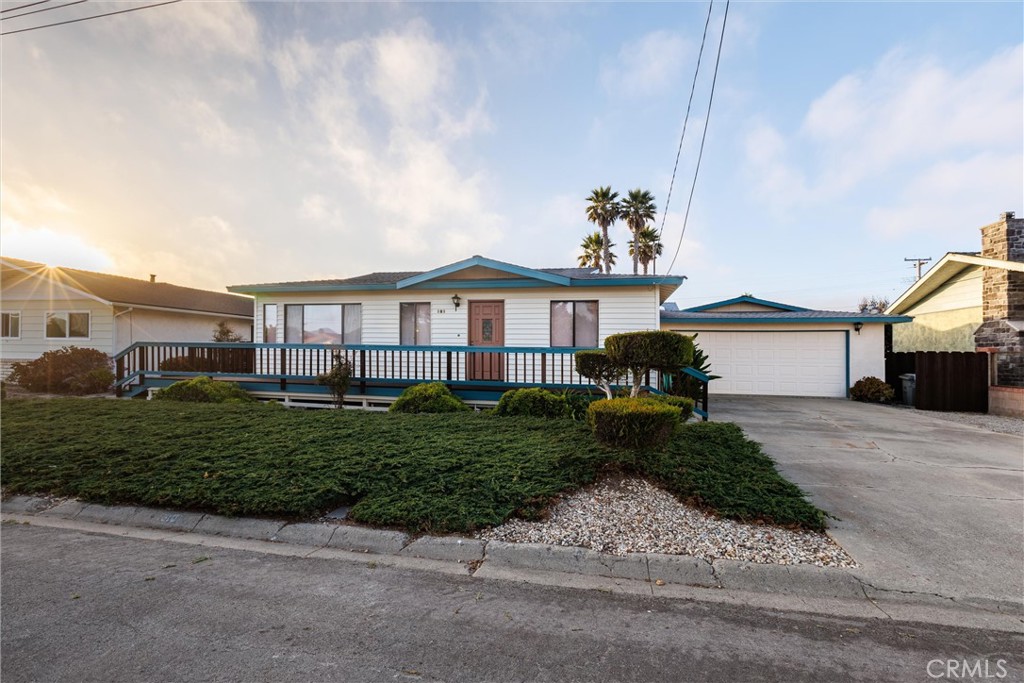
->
693;331;847;398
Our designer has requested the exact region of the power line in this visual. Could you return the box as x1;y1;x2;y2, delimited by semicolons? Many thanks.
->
1;0;180;36
904;256;932;281
658;0;714;240
666;0;730;274
2;0;87;21
1;1;50;13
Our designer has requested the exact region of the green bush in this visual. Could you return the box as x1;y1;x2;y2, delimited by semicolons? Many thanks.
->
494;388;568;418
155;376;253;403
574;350;625;399
586;397;682;450
562;389;602;421
649;394;695;422
315;354;352;408
389;382;470;414
604;331;695;397
664;334;720;399
8;346;114;395
850;376;894;403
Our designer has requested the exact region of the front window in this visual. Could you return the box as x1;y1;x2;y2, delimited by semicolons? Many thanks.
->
400;303;431;345
284;304;361;344
45;312;90;339
1;312;20;338
551;301;598;347
263;304;277;343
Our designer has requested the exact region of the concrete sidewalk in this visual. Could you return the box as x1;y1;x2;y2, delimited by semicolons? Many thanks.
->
710;396;1024;614
3;492;1022;633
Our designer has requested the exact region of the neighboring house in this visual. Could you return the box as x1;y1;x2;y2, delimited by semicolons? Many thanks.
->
227;255;684;349
0;256;253;379
660;296;909;398
887;211;1024;416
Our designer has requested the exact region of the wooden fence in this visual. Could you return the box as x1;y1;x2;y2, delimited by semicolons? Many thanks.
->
885;351;989;413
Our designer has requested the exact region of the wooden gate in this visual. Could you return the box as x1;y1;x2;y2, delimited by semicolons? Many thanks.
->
886;351;989;412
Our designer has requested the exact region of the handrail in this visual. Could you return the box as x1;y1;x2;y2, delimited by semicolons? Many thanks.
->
113;341;597;361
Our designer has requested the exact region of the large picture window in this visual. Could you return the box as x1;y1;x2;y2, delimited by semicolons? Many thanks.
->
284;304;361;344
45;312;90;339
550;301;598;348
263;304;278;343
400;303;431;345
1;312;20;339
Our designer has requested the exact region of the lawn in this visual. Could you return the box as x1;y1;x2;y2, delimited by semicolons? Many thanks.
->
0;399;827;532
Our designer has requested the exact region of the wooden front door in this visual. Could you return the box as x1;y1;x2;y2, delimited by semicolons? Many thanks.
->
468;300;504;381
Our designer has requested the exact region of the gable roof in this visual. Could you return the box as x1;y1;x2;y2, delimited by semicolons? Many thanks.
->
887;252;1024;315
1;256;253;318
228;255;686;301
683;295;809;313
663;294;910;324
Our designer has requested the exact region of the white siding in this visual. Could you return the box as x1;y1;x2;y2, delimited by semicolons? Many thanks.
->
1;277;114;378
116;308;252;350
903;267;982;315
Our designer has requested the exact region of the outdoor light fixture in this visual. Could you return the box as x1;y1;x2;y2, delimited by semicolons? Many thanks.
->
451;294;462;310
854;322;863;335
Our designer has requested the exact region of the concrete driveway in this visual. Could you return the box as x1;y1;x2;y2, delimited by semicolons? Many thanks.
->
711;397;1023;612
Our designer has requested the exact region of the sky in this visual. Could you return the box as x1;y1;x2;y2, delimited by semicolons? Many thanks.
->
1;0;1021;310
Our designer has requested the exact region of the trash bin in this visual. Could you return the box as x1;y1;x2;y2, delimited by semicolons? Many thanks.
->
899;373;916;406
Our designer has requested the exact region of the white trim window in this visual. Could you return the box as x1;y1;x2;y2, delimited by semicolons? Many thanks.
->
551;301;599;348
284;304;361;344
46;311;91;339
399;303;431;345
263;304;278;343
1;312;21;339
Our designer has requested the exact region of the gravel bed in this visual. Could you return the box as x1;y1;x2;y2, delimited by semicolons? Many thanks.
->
901;407;1022;435
478;477;856;568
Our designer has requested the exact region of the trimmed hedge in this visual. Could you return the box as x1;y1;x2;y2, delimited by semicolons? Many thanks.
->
155;376;253;403
494;388;568;418
605;331;694;372
8;346;113;395
850;376;894;403
649;394;695;422
587;397;682;449
389;382;470;414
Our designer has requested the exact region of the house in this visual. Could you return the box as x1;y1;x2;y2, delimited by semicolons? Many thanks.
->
0;256;253;379
660;296;910;398
887;211;1024;416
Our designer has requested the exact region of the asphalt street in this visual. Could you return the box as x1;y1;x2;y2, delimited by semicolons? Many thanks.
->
2;523;1021;682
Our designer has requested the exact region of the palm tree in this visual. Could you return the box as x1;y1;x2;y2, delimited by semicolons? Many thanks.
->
620;188;657;274
585;186;620;274
578;231;616;270
628;226;663;274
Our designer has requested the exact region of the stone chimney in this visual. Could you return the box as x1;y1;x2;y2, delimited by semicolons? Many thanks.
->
976;211;1024;388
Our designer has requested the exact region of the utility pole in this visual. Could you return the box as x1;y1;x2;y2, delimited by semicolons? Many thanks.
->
904;257;932;281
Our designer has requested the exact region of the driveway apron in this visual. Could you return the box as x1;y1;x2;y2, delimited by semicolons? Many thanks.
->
711;396;1023;610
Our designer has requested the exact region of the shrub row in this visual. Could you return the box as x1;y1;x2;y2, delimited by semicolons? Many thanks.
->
8;346;114;395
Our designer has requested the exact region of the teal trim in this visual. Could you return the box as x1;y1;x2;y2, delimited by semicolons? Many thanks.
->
408;279;563;290
681;366;712;383
114;341;596;360
694;407;708;419
844;330;850;397
396;256;571;288
569;276;685;287
662;315;913;324
227;283;395;294
684;295;809;313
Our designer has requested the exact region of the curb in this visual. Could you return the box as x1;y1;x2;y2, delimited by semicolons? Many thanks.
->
4;495;1021;623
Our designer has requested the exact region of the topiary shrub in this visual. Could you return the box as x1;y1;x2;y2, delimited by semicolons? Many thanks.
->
155;376;253;403
315;353;352;408
389;382;470;413
575;350;625;400
604;331;695;397
648;394;695;422
494;388;568;418
850;376;894;404
586;397;682;449
8;346;114;395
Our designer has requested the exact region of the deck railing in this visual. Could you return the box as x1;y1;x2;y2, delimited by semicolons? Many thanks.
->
114;342;600;395
113;341;711;419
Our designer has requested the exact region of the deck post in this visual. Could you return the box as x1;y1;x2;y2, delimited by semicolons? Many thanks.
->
279;347;287;392
115;356;124;397
359;349;367;394
446;351;452;381
701;380;709;422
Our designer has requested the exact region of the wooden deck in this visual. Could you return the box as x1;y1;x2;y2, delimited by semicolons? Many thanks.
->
114;342;710;417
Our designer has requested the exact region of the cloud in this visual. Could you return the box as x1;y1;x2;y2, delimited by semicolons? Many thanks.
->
744;44;1024;214
601;30;690;97
181;98;255;155
131;0;261;63
0;220;114;272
